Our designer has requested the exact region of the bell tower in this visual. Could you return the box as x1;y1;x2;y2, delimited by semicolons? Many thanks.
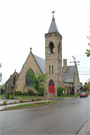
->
45;11;63;95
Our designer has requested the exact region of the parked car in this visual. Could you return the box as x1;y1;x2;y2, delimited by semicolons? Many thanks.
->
80;92;88;98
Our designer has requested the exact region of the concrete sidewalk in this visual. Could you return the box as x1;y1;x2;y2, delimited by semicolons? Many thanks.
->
77;119;90;135
0;100;47;111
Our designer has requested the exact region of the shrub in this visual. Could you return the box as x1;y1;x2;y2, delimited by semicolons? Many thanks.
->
33;98;37;101
14;97;17;100
33;93;37;96
14;101;16;104
38;98;42;101
24;99;27;102
57;87;66;96
19;99;24;103
31;99;34;101
9;97;11;99
15;91;22;95
5;92;10;99
27;89;34;96
3;101;6;105
11;97;14;99
2;97;5;99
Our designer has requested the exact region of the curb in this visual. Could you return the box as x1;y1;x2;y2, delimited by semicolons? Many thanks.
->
0;101;61;111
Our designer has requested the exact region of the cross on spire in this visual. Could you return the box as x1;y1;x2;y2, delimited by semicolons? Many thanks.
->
52;10;55;20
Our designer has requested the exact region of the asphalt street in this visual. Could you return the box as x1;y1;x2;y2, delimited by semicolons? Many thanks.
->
0;97;90;135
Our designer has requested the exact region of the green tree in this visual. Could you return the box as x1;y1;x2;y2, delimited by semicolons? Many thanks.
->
85;25;90;57
26;69;47;100
57;87;66;96
0;83;5;94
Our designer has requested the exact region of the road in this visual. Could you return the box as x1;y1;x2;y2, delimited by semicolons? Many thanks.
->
0;97;90;134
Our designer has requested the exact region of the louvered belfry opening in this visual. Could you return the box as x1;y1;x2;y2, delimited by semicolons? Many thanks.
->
49;42;54;54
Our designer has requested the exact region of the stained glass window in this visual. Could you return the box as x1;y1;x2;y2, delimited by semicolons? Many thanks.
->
26;68;34;86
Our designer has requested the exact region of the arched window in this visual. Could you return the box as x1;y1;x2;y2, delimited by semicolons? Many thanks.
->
49;79;54;85
26;68;34;87
13;75;16;85
58;43;60;55
49;42;54;54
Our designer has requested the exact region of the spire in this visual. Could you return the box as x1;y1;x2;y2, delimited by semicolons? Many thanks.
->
48;11;59;33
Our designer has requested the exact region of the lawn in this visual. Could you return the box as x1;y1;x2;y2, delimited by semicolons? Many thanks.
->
9;101;57;108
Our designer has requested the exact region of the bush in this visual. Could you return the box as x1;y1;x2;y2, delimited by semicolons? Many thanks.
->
2;97;5;99
31;99;34;101
38;98;42;101
14;101;16;104
15;91;22;95
22;92;27;95
19;99;24;103
33;93;37;96
14;97;17;100
27;89;34;95
24;99;27;102
57;87;66;96
11;97;14;99
3;101;6;105
5;92;10;99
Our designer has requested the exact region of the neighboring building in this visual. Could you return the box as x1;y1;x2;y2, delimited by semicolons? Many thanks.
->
5;70;19;93
5;13;81;95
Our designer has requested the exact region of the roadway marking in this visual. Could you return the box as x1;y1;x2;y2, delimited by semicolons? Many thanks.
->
65;103;80;108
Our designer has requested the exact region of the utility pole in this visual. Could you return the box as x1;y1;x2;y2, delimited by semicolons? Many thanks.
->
70;56;80;98
0;63;2;97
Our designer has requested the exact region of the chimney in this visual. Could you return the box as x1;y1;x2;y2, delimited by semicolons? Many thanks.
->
63;59;67;73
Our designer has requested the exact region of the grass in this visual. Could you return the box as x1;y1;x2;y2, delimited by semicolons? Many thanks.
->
9;101;56;108
1;94;41;98
57;94;80;98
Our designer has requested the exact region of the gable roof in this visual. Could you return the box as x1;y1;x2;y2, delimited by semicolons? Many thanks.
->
34;55;45;74
48;18;59;33
62;66;75;83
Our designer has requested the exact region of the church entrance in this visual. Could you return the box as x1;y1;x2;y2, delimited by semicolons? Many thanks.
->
49;80;54;93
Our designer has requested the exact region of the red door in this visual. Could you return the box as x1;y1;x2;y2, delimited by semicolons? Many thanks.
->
49;85;54;93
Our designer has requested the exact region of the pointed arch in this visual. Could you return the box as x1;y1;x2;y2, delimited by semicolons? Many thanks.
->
49;79;54;85
26;68;34;87
49;42;54;54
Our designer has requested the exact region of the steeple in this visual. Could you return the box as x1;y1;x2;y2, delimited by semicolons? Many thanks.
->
48;11;59;33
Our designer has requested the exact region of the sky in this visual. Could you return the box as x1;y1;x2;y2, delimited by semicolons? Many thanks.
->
0;0;90;85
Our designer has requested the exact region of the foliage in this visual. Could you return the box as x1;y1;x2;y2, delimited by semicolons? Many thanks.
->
85;25;90;57
26;69;47;97
5;92;10;99
19;99;24;103
38;87;44;96
84;83;89;91
33;93;37;96
14;97;17;100
15;91;22;95
0;83;5;94
27;89;34;95
57;87;66;96
14;101;16;104
24;99;27;102
3;100;6;105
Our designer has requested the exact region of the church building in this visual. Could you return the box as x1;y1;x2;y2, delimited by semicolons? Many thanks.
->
5;12;81;95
